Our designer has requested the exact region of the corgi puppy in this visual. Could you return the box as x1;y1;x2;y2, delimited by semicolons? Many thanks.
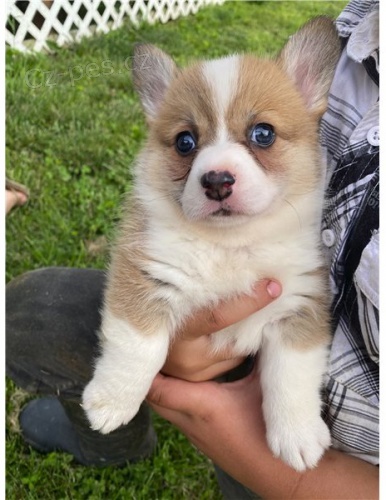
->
83;17;341;471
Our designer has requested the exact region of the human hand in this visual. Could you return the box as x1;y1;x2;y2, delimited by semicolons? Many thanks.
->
162;279;281;381
147;360;272;480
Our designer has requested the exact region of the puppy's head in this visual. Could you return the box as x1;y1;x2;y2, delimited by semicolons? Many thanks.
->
132;17;340;227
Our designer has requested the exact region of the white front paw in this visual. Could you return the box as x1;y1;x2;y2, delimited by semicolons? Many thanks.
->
266;416;331;471
82;378;141;434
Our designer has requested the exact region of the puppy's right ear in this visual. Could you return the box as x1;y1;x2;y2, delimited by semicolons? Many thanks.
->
133;44;177;120
277;16;341;119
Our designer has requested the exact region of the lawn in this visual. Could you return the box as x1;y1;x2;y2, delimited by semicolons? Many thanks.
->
6;1;346;498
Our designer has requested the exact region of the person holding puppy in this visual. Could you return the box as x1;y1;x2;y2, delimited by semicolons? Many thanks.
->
6;0;378;498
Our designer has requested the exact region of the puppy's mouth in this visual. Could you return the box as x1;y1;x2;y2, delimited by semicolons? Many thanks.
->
204;200;247;220
212;207;233;217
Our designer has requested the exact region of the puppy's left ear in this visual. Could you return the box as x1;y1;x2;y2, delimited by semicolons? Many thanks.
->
132;44;178;121
277;16;341;118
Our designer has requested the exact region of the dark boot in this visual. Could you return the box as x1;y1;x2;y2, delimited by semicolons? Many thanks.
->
20;396;156;466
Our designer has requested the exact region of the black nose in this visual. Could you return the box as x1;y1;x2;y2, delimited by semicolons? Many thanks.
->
200;170;235;201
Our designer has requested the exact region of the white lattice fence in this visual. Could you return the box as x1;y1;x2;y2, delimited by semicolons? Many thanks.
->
6;0;225;53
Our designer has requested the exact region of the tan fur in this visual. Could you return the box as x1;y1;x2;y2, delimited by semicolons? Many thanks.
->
104;198;170;335
282;299;331;350
277;16;341;117
227;55;323;193
280;260;330;350
154;63;218;147
132;63;219;206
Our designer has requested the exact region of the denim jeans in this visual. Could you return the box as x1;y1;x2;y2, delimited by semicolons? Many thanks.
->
6;267;154;464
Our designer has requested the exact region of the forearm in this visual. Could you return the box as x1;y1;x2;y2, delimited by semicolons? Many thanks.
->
211;436;378;499
293;450;378;500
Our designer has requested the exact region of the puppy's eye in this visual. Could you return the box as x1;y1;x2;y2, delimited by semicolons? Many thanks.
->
176;131;196;156
250;123;275;147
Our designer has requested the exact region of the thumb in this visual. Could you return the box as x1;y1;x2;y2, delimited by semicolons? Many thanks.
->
182;279;282;338
146;373;216;413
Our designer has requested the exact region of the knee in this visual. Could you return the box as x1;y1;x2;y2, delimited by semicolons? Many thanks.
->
6;267;106;393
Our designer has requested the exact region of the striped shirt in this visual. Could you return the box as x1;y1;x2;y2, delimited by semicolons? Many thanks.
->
320;0;379;465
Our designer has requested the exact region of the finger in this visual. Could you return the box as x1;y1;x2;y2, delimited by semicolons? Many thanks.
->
162;329;245;380
146;373;216;413
148;401;186;427
181;279;281;338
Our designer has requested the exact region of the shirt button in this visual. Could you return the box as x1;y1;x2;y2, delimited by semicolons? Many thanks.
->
367;126;379;146
322;229;336;247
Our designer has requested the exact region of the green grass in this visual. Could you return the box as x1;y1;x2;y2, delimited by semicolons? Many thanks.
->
6;1;345;498
7;379;219;499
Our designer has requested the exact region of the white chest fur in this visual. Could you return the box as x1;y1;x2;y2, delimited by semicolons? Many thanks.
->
143;213;325;354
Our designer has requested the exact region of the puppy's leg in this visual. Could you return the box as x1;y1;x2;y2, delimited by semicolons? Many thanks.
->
260;310;331;471
82;309;169;434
